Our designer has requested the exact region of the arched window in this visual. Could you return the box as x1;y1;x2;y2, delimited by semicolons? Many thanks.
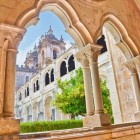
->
51;69;54;82
52;109;55;121
25;90;27;98
60;61;67;77
25;76;29;82
45;73;50;86
19;93;22;101
97;35;107;54
36;80;39;91
68;55;75;72
27;87;29;96
53;50;57;59
33;83;36;92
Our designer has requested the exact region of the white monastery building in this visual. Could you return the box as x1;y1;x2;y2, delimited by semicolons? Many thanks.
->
15;26;131;124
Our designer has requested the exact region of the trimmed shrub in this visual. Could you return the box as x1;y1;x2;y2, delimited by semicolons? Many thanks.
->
20;119;83;133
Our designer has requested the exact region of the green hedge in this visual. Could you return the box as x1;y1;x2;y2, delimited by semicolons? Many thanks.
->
20;119;83;133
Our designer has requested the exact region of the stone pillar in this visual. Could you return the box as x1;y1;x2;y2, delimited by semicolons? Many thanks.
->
90;60;104;114
4;48;18;117
0;39;9;117
82;44;110;127
90;44;110;127
0;24;25;139
75;54;94;116
124;59;140;121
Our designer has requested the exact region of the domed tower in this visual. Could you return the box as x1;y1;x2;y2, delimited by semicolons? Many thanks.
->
24;44;38;69
38;26;66;69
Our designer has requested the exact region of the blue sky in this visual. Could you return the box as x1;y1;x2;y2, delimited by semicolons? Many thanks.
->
17;11;75;66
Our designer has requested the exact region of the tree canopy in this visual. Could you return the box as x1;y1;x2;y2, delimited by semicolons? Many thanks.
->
53;68;113;122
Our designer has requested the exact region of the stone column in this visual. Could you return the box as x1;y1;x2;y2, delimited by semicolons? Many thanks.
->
124;59;140;121
75;53;94;116
84;44;110;127
0;39;9;117
4;48;18;117
0;24;25;139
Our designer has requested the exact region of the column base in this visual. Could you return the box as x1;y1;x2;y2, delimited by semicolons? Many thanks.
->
134;111;140;121
83;114;110;127
0;117;20;139
0;134;19;140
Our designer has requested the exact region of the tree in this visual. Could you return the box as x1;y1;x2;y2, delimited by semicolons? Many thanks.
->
54;68;114;122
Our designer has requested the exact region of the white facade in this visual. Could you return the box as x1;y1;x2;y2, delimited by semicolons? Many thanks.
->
15;44;112;122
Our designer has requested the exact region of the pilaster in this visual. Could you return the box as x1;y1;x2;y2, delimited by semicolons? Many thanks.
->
123;59;140;121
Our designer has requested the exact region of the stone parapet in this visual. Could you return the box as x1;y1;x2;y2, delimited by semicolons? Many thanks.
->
19;122;140;140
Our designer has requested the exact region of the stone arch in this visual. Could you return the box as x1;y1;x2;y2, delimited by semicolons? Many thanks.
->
45;72;50;86
27;104;32;122
33;83;36;92
50;69;54;82
26;86;29;96
32;101;38;121
60;61;67;77
24;104;32;122
95;14;138;123
95;14;139;59
22;107;27;122
57;52;73;70
53;49;57;59
19;92;22;101
44;96;52;121
36;79;40;91
16;0;93;49
68;55;75;72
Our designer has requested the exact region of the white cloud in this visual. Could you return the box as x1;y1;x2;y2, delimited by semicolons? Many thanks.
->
16;37;40;66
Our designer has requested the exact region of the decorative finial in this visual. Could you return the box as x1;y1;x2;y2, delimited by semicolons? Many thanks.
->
60;35;64;41
47;25;53;35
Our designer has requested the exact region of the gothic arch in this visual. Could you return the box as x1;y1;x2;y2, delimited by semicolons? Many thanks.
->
16;0;93;49
43;93;53;105
68;55;75;72
57;52;73;70
32;101;38;121
60;61;67;77
45;72;50;86
50;69;54;82
95;14;139;59
44;96;52;121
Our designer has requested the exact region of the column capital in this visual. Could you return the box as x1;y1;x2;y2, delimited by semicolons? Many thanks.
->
132;55;140;72
0;24;26;49
123;60;137;75
75;43;102;65
75;50;89;68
